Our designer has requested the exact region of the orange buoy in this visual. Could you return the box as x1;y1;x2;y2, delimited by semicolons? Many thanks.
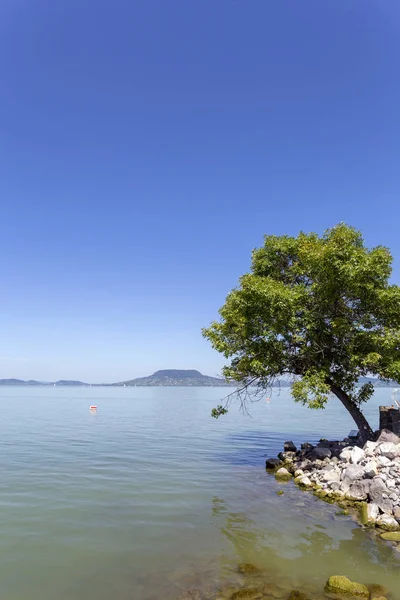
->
90;405;97;410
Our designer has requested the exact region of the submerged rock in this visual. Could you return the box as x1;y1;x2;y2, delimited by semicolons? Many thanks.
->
230;589;263;600
275;467;292;481
380;531;400;541
375;513;400;531
237;563;260;575
286;591;311;600
367;583;391;598
324;575;369;599
266;458;281;470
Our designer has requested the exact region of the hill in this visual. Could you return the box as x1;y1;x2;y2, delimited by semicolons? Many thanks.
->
117;369;234;387
0;379;88;386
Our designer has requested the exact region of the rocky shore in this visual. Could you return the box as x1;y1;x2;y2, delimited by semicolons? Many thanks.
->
266;429;400;541
178;566;392;600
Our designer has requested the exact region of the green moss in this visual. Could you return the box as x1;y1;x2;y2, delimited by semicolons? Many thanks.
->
379;531;400;541
276;490;284;496
325;576;369;599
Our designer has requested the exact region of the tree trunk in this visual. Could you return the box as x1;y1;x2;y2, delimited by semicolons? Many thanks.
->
330;384;374;444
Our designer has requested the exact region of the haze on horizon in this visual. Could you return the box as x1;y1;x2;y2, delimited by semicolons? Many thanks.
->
1;1;400;383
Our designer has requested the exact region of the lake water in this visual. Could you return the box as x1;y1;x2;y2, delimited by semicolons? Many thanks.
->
0;386;399;600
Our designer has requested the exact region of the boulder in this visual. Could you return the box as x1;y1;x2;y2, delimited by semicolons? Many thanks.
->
377;429;400;445
311;447;332;460
339;447;354;462
297;475;312;488
393;506;400;520
340;465;365;492
324;576;369;599
346;481;370;501
364;440;379;456
363;461;378;479
369;478;393;515
301;442;314;451
275;467;292;481
323;468;341;484
284;441;297;452
350;447;365;464
378;442;400;460
376;513;400;531
266;458;281;470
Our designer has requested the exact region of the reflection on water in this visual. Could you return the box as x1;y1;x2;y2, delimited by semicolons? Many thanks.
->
0;386;399;600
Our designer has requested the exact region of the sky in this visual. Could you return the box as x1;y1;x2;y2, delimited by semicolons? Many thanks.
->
1;0;400;382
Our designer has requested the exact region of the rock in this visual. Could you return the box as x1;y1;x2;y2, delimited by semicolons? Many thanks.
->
324;575;369;599
360;502;379;526
369;478;393;515
377;456;391;468
275;467;292;481
298;475;312;487
394;507;400;520
323;468;341;483
301;442;314;451
284;441;297;452
378;442;400;460
376;513;400;531
294;469;304;478
350;447;365;464
311;447;332;460
366;584;391;599
266;458;281;470
237;563;260;575
363;461;378;479
339;447;354;462
287;592;311;600
377;429;400;444
346;480;370;501
380;531;400;541
364;441;379;456
230;589;263;600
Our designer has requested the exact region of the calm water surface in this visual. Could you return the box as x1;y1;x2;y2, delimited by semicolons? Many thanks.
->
0;387;399;600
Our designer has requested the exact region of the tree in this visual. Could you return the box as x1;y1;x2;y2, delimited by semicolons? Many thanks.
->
203;224;400;443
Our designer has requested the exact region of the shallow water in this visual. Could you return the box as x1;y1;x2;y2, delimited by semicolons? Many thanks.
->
0;386;398;600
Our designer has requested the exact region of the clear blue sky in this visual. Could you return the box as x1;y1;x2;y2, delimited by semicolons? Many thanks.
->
1;1;399;382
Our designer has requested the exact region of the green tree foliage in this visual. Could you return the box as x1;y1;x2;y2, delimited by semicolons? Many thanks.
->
203;224;400;442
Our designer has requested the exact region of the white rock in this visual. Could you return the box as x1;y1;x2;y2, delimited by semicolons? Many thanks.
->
339;447;354;462
364;440;379;456
377;456;391;467
298;475;312;487
323;469;341;483
379;442;400;460
364;460;378;479
350;446;365;464
294;469;304;478
376;513;400;530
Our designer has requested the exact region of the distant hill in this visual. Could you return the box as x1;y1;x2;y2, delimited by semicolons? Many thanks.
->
0;379;88;386
116;369;234;387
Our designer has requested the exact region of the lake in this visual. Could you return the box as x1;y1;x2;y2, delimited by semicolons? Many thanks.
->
0;386;399;600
